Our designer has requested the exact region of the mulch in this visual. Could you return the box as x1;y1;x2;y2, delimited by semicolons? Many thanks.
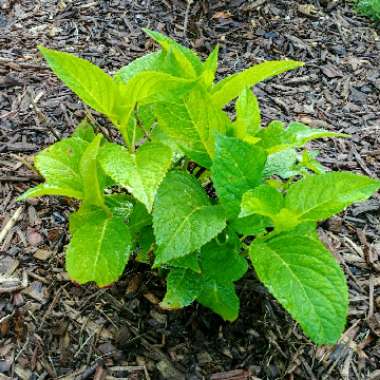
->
1;0;380;379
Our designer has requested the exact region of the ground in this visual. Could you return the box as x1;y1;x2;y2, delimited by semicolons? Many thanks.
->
0;1;380;379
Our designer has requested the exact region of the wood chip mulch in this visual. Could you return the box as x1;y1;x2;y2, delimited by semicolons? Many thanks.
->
0;1;379;379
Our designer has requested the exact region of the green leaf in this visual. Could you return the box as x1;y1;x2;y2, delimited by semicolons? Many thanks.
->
202;45;219;87
39;46;124;123
160;269;202;309
114;51;166;83
299;150;327;175
99;142;173;212
18;137;88;201
184;88;230;160
211;135;267;219
153;171;226;265
240;185;283;218
105;194;134;219
135;226;154;264
72;119;96;142
143;29;203;77
264;149;299;178
285;171;380;222
128;201;153;236
66;213;132;286
69;204;108;235
117;71;196;143
79;134;106;208
250;232;348;344
167;251;201;273
211;60;304;108
234;88;261;137
19;184;84;201
230;214;272;236
257;121;348;154
153;101;212;168
161;240;247;321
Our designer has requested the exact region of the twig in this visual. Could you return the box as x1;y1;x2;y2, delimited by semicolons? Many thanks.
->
0;206;23;245
183;0;194;40
0;175;42;182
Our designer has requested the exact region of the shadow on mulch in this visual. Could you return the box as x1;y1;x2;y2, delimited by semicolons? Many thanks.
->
0;1;379;379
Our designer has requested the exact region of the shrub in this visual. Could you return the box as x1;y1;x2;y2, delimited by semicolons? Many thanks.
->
356;0;380;20
20;29;380;345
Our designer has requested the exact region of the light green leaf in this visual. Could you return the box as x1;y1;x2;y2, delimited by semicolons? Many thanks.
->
105;194;134;219
79;134;106;208
114;51;166;83
66;213;132;287
257;121;348;154
202;45;219;87
19;184;84;201
212;60;304;108
117;71;196;143
250;232;348;344
264;149;299;178
212;135;267;219
72;119;96;142
39;46;124;122
99;142;173;212
69;204;108;235
153;101;212;168
161;240;247;321
240;185;283;218
234;88;261;137
184;88;230;160
143;29;203;77
18;137;88;200
153;171;226;265
285;171;380;222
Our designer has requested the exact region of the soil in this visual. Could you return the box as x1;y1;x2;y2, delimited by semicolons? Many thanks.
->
0;1;380;379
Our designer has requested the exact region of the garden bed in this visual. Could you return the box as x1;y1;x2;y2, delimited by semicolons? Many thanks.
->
0;1;379;379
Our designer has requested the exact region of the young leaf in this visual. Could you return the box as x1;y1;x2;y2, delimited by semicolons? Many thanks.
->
143;29;203;77
79;134;106;209
230;214;272;236
184;88;229;159
72;119;96;142
211;60;304;108
105;194;134;219
99;142;172;212
257;121;348;154
250;232;348;344
202;45;219;87
153;101;212;168
39;46;124;122
240;185;283;218
117;71;196;143
18;137;88;201
114;51;166;83
161;240;247;321
285;171;380;222
66;212;132;287
211;135;267;219
234;88;261;137
153;171;226;265
264;149;299;178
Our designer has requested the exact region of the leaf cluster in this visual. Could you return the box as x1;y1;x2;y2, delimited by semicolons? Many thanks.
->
20;29;380;345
